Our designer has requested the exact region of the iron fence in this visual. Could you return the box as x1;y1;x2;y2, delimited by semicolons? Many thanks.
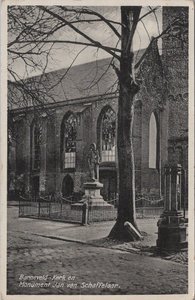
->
19;197;83;224
18;194;165;224
135;194;164;218
135;194;164;207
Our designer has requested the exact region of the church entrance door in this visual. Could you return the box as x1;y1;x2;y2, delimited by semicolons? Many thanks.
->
99;170;117;202
62;175;74;198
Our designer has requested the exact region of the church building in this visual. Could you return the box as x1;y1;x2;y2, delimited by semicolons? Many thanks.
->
8;7;188;205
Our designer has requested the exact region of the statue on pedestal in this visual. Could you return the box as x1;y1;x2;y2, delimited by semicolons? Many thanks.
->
71;142;113;210
87;143;100;182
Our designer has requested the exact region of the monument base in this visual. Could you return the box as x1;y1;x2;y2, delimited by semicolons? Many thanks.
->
71;181;114;209
156;210;188;251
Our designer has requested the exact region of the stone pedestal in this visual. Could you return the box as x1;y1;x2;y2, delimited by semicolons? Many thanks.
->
156;164;188;251
71;180;115;224
156;210;187;250
71;181;113;208
82;181;112;206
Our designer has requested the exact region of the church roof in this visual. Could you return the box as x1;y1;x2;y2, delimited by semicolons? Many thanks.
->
9;49;147;110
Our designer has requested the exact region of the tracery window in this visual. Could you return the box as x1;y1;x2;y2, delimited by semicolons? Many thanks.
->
32;122;41;171
62;113;77;169
100;107;116;162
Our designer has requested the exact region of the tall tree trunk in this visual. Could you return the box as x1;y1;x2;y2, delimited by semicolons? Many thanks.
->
109;6;141;241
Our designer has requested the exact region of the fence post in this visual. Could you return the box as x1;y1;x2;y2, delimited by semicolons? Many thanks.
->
60;198;63;218
82;202;88;225
49;201;51;218
38;200;40;218
142;196;144;219
19;197;21;217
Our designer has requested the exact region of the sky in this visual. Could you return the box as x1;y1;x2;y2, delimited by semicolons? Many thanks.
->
8;6;162;79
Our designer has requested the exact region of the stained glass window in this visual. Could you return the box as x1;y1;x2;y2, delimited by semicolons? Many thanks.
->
101;108;116;162
63;113;77;168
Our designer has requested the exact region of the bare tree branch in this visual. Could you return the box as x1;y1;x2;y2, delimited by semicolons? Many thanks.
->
140;19;151;42
39;6;121;60
138;6;160;22
149;6;161;35
9;40;121;53
134;16;188;69
59;6;121;39
47;45;89;92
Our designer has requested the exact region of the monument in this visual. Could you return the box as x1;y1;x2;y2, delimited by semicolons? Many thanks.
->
71;143;114;222
81;143;113;206
87;143;100;182
156;163;188;250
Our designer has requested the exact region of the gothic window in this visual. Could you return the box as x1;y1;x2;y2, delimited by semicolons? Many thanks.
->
149;112;159;169
61;113;77;169
100;107;116;162
32;122;41;171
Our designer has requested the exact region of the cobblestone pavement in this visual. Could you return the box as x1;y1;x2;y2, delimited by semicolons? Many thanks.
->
7;206;188;295
89;236;188;265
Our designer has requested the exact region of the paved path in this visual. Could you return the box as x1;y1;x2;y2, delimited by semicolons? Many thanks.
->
7;206;188;295
8;206;158;244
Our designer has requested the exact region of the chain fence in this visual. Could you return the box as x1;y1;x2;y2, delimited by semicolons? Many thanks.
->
19;195;83;224
18;193;165;224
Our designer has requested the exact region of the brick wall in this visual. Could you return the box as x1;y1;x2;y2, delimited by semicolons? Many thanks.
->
9;66;166;199
134;40;167;196
162;7;188;140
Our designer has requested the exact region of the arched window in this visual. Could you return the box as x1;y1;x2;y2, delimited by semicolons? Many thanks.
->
99;107;116;162
61;113;77;169
149;112;159;169
31;121;41;171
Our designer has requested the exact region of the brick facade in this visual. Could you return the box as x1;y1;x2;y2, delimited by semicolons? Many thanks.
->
162;7;188;153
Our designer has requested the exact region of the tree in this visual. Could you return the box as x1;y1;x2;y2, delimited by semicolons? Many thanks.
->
7;5;188;240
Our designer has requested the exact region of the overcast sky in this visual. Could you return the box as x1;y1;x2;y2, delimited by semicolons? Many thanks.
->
9;6;162;78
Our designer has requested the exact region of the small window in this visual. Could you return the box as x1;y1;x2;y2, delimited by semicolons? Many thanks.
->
64;152;76;169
